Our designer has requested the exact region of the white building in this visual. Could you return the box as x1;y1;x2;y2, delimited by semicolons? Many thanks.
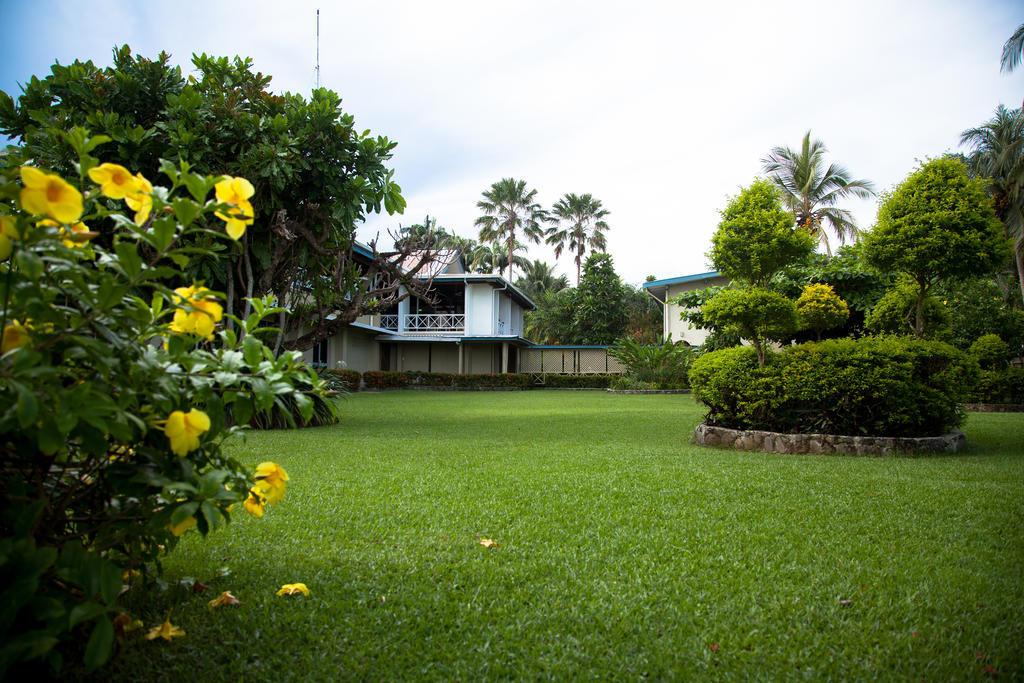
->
642;271;729;346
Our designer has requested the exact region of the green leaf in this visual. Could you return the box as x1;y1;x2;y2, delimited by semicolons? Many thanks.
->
170;501;199;528
15;250;44;280
233;393;253;426
200;501;220;533
242;334;263;366
171;198;201;227
13;380;39;428
294;393;313;423
69;602;107;629
83;617;113;673
151;217;178;252
99;562;121;606
183;173;212;203
114;241;143;280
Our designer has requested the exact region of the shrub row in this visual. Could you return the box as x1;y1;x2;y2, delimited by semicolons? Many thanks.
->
689;336;976;437
331;370;617;390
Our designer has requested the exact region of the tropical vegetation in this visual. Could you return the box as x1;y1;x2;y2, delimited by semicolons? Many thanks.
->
547;192;610;284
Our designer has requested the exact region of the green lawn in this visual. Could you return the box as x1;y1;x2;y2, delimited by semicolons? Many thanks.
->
107;391;1024;680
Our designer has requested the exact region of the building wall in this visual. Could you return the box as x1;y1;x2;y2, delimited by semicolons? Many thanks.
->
465;343;497;374
341;328;377;372
466;284;493;335
662;276;730;345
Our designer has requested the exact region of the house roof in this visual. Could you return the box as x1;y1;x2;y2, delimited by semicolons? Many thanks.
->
642;271;725;301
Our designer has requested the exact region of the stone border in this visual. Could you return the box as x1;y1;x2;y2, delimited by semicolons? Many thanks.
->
693;424;966;456
962;403;1024;413
606;389;689;394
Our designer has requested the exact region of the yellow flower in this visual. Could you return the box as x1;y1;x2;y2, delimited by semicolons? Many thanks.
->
254;462;289;505
479;538;500;548
2;320;31;354
88;162;142;200
39;218;95;248
170;285;223;339
276;583;310;597
20;167;83;223
124;172;153;226
162;408;211;455
208;591;241;608
145;611;185;641
214;176;255;240
243;487;266;517
0;216;18;261
169;515;197;537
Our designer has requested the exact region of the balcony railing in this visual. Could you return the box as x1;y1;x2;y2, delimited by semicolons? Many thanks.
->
379;313;465;333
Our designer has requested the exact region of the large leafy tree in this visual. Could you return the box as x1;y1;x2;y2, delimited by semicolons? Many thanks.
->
762;131;875;255
709;178;815;286
0;46;433;351
572;253;628;345
547;192;610;284
475;177;548;281
864;157;1010;338
960;105;1024;307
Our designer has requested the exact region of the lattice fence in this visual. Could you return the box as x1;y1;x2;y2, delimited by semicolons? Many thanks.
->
519;347;626;374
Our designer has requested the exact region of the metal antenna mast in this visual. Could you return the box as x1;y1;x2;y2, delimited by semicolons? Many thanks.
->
315;9;320;89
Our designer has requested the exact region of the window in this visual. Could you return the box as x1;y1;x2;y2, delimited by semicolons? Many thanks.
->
312;339;328;367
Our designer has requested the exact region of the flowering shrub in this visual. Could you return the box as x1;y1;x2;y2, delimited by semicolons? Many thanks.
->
0;133;325;674
319;369;361;392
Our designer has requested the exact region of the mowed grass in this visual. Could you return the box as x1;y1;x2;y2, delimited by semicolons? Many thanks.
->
107;392;1024;680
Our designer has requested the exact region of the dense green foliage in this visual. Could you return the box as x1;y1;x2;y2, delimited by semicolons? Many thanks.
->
964;334;1024;403
0;147;325;674
358;371;614;390
571;253;627;345
936;277;1024;351
795;283;850;340
95;391;1024;680
0;46;408;351
864;279;952;339
608;338;693;389
864;158;1009;337
689;337;975;436
671;286;743;350
702;288;797;365
709;179;815;287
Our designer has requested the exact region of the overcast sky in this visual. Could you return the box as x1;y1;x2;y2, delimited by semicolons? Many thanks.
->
1;1;1022;285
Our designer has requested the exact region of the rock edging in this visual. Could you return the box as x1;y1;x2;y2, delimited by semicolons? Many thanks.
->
962;403;1024;413
693;424;966;456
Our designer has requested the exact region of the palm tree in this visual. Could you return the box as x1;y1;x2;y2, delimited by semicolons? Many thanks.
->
395;214;452;251
761;131;876;256
1001;22;1024;74
468;242;529;275
960;105;1024;307
475;178;549;281
515;259;569;300
547;193;610;284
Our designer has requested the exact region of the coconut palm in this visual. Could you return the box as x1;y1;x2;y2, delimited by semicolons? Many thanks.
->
394;215;452;251
515;259;569;300
475;178;549;281
1001;22;1024;73
960;105;1024;306
468;242;529;275
547;193;610;284
762;131;875;256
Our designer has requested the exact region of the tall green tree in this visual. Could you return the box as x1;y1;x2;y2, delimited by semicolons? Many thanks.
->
960;105;1024;307
547;192;610;284
475;177;548;281
524;289;576;344
762;131;875;255
515;259;569;300
572;253;628;344
864;157;1010;337
709;178;815;286
469;242;529;275
0;47;428;351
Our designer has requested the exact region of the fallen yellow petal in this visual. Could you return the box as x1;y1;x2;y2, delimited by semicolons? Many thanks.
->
208;591;241;608
479;538;499;548
145;610;185;641
276;583;310;597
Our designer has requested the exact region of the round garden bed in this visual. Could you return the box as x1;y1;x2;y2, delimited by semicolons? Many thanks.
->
694;424;966;456
606;389;689;394
962;403;1024;412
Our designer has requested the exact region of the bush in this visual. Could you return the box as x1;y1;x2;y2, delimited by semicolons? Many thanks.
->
542;374;615;388
0;148;321;674
866;280;951;339
968;334;1011;370
362;370;410;389
319;368;361;392
690;337;975;437
965;335;1024;403
608;337;693;389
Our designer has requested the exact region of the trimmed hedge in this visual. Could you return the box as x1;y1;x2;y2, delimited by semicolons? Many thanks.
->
966;367;1024;404
358;371;616;390
319;369;361;392
689;337;976;437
